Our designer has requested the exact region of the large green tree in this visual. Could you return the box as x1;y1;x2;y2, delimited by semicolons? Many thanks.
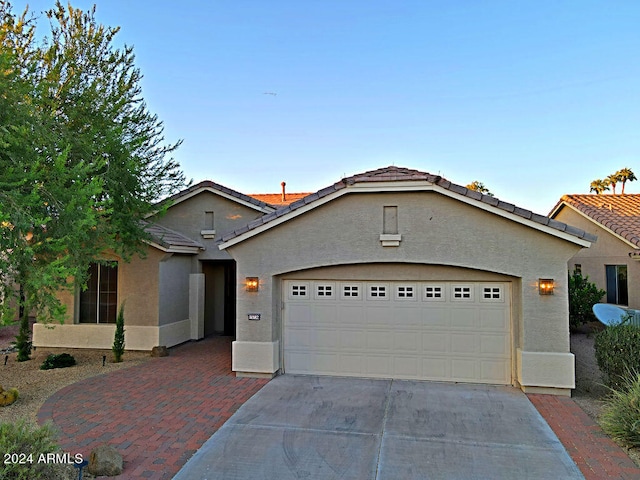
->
0;1;187;359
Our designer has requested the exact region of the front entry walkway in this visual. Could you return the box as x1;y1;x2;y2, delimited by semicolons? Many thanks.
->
37;337;268;479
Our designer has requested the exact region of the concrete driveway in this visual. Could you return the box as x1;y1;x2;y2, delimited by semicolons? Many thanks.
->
174;375;583;479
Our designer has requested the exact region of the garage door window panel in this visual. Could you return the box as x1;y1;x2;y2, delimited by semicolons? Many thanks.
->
395;285;417;300
452;285;474;301
423;285;445;301
481;285;504;302
341;283;362;300
289;283;309;299
367;284;389;300
315;283;335;299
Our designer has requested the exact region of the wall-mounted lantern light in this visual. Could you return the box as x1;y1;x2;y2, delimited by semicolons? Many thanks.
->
246;277;259;292
539;278;554;295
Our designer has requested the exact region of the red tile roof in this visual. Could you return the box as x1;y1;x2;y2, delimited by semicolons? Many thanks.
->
249;192;312;207
160;180;275;211
550;194;640;247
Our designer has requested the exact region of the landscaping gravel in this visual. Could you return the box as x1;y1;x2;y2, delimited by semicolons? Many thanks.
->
0;323;149;427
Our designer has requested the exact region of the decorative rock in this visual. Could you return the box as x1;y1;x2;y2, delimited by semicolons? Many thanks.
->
88;444;123;477
151;346;169;357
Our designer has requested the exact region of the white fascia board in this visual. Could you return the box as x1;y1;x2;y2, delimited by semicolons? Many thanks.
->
219;182;592;250
552;203;636;248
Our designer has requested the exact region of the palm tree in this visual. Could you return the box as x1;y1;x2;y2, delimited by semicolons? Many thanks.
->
466;180;494;196
590;179;610;194
617;167;637;194
607;173;621;194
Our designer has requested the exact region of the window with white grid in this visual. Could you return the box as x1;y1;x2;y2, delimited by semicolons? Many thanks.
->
368;285;388;299
423;285;445;302
396;285;415;299
290;284;308;298
452;285;473;301
481;285;504;302
342;284;361;299
315;284;335;299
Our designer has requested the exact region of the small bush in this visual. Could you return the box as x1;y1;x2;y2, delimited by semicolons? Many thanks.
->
594;322;640;388
0;420;76;479
600;371;640;447
0;385;19;406
568;270;606;330
40;353;76;370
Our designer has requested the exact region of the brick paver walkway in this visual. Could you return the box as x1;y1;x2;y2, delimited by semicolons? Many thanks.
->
529;393;640;480
37;337;268;479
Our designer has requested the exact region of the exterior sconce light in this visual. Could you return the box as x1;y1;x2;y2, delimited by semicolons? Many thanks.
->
246;277;259;292
539;279;554;295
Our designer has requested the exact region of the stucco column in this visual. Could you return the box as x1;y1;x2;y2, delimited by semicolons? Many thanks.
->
189;273;205;340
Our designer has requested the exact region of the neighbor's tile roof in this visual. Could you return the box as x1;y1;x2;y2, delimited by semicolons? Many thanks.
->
550;194;640;247
220;166;597;244
143;222;204;251
249;192;313;207
162;180;274;211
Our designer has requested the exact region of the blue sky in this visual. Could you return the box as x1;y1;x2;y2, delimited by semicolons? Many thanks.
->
15;1;640;214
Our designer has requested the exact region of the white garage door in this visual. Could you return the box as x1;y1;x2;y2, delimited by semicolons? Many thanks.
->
283;280;511;384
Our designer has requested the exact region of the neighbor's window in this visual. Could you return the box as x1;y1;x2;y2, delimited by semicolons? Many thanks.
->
79;262;118;323
606;265;628;306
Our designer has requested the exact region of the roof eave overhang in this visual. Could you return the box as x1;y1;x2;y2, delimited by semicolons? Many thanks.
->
219;182;593;250
552;202;636;248
144;240;202;254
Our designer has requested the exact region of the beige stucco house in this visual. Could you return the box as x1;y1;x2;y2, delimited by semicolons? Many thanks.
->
550;194;640;308
35;166;595;395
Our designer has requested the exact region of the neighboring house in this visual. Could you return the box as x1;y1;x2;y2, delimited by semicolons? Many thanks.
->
34;166;596;395
550;194;640;308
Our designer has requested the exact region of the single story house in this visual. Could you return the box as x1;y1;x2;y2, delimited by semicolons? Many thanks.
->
34;166;596;395
550;194;640;308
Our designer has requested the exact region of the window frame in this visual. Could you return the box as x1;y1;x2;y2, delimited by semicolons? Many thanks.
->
78;262;118;324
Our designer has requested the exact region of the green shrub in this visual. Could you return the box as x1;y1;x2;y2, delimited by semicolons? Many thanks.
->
0;420;76;479
600;371;640;447
39;353;76;371
15;314;31;362
568;270;606;330
594;322;640;388
112;304;125;363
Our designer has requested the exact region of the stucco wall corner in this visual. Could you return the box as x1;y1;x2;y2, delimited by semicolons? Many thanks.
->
232;340;279;375
517;348;575;394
